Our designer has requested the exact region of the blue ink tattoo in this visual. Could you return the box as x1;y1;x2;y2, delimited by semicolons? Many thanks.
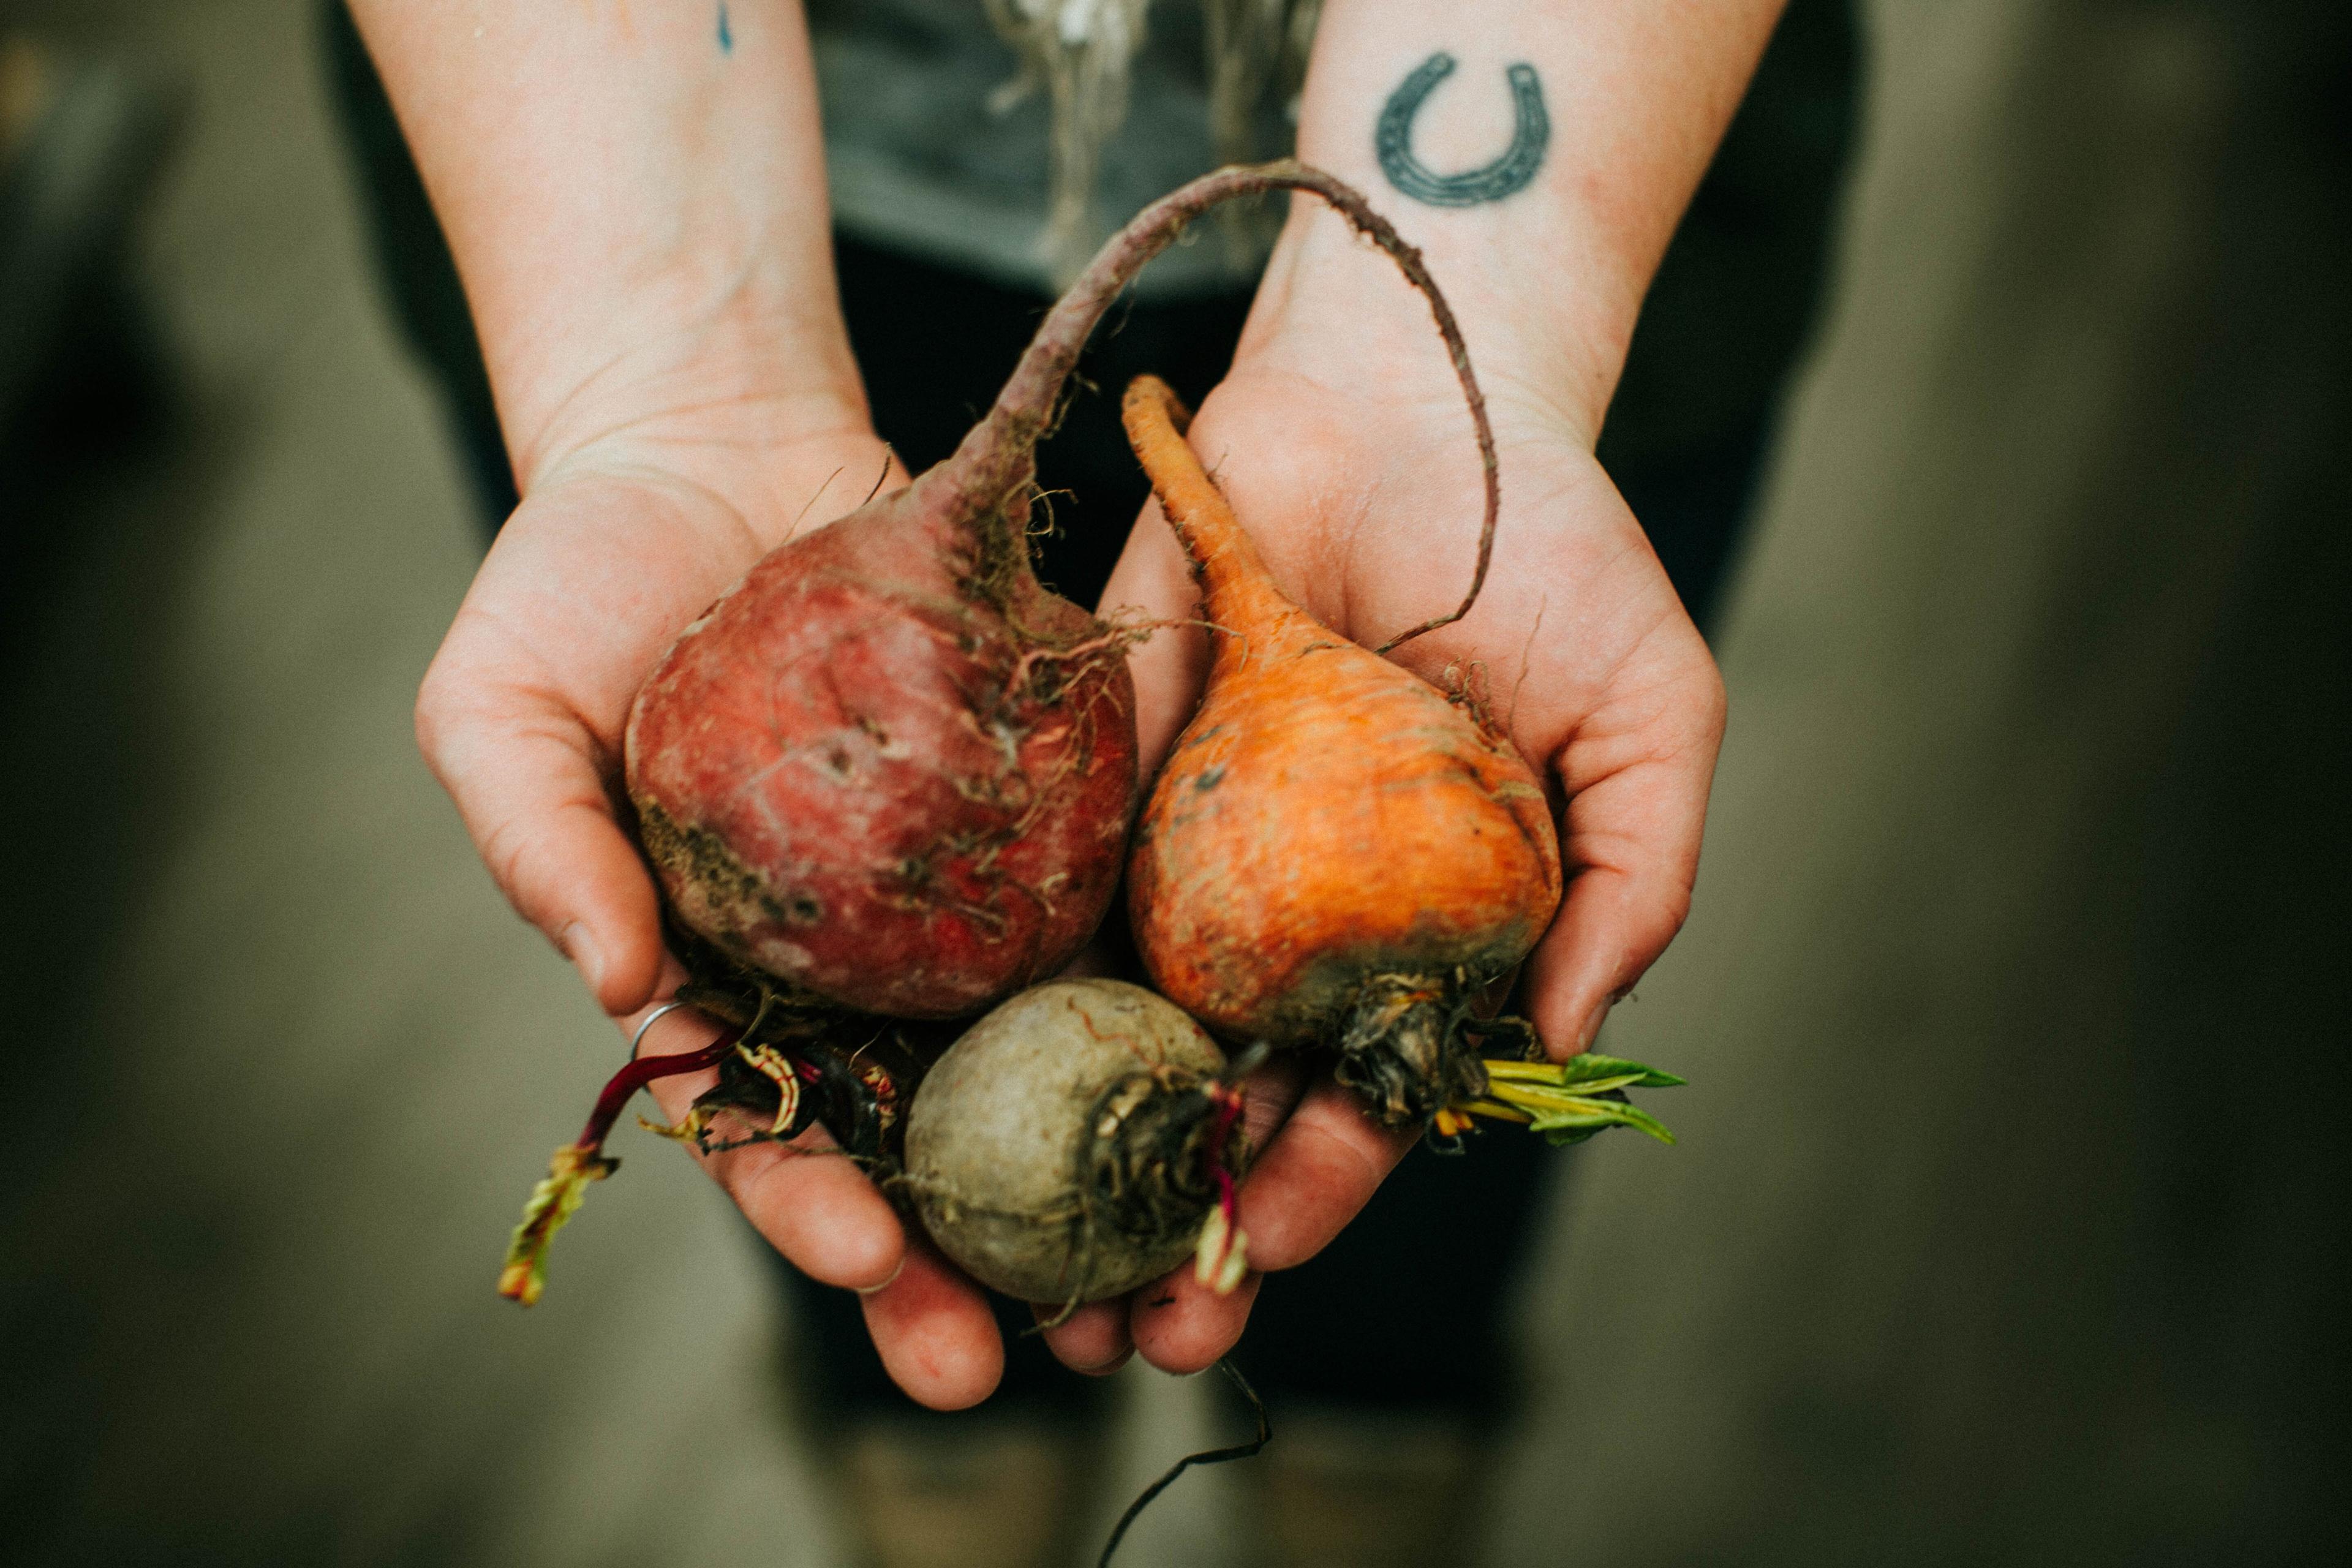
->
717;3;733;55
1374;53;1549;208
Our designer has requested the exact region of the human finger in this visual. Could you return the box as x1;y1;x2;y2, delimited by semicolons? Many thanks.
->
417;676;666;1016
1130;1265;1263;1376
1234;1048;1312;1155
1523;659;1725;1055
627;1000;909;1292
1232;1075;1417;1273
859;1236;1007;1411
1036;1298;1133;1375
628;1001;987;1408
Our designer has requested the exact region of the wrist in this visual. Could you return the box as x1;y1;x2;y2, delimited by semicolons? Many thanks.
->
520;386;898;564
353;1;868;494
1265;1;1786;445
504;262;872;496
1240;203;1627;449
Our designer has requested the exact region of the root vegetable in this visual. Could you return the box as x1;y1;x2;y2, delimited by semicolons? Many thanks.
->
624;160;1454;1020
903;979;1250;1305
1121;374;1564;1128
501;161;1446;1306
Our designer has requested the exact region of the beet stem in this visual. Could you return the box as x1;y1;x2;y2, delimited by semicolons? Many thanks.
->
498;1016;750;1306
937;159;1499;650
575;1028;743;1154
1193;1082;1250;1293
1206;1083;1244;1226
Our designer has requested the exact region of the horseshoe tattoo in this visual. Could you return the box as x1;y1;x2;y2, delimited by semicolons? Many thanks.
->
1374;52;1550;208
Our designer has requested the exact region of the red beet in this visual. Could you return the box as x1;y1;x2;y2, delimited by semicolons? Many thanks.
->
625;160;1430;1019
625;483;1137;1017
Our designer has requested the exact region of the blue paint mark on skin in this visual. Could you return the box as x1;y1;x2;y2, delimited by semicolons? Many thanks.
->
717;3;733;55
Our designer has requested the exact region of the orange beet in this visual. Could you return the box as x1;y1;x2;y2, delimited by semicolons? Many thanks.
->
1123;377;1562;1126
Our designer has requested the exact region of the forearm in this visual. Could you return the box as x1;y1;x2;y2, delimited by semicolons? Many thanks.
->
347;0;863;489
1258;0;1787;442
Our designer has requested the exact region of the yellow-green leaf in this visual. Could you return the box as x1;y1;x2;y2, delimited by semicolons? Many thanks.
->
1525;1095;1676;1146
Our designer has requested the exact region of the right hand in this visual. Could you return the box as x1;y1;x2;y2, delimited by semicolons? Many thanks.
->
1030;178;1728;1380
417;418;1026;1409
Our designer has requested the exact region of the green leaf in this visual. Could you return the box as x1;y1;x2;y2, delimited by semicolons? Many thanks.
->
1539;1071;1649;1096
1558;1053;1687;1089
1525;1095;1677;1147
1459;1053;1685;1148
1479;1054;1687;1090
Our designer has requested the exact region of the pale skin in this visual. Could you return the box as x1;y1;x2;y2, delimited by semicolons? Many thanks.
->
369;0;1774;1406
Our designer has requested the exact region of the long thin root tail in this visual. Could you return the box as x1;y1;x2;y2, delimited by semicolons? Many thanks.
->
940;159;1499;650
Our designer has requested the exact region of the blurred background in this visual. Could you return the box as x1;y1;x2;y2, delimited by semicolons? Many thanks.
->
2;1;2345;1565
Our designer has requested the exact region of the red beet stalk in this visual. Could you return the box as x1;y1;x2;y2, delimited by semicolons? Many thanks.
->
498;1025;743;1306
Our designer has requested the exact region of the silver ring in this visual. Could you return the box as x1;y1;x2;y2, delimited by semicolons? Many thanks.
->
628;999;695;1060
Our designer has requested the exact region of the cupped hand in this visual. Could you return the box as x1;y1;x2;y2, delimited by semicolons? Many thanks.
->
1036;302;1727;1377
417;420;1031;1409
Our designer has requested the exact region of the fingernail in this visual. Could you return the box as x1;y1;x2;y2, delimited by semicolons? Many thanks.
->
1074;1350;1134;1376
558;921;606;997
854;1257;905;1297
1575;998;1615;1053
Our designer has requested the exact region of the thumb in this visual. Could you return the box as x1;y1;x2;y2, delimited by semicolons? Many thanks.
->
415;676;665;1016
1523;682;1724;1057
